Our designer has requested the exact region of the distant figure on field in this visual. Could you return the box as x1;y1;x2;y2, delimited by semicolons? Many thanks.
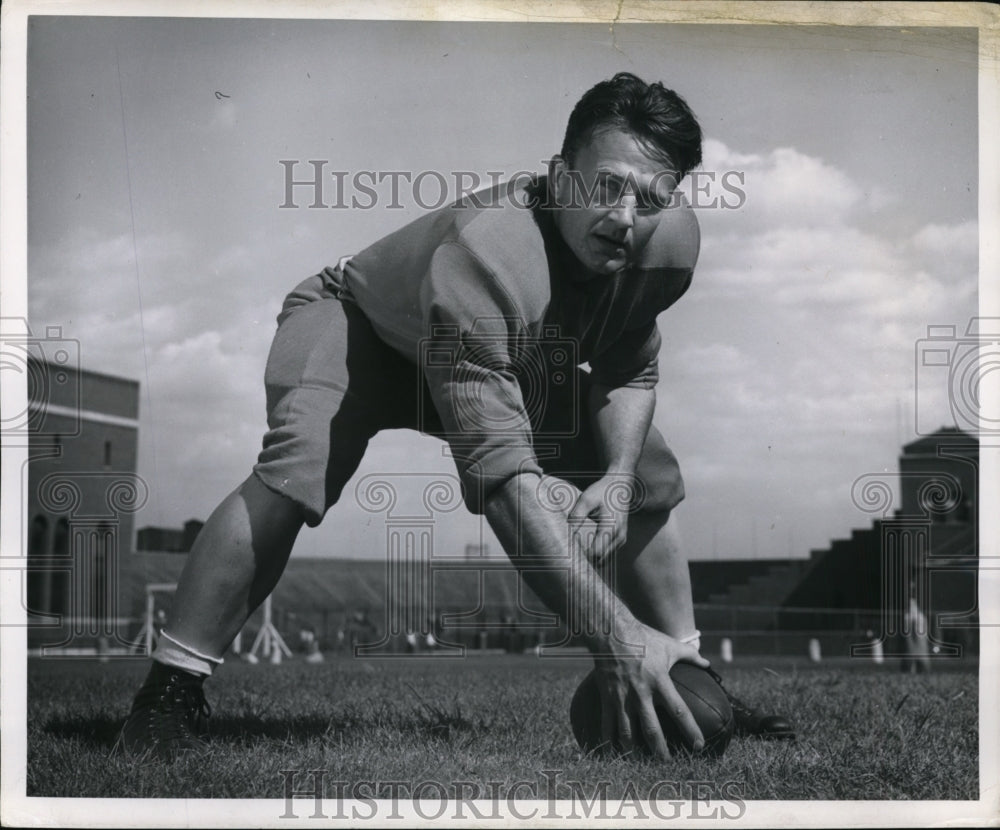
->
902;579;932;674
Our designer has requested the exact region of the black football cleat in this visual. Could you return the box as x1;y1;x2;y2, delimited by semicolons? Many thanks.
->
707;668;796;740
114;661;212;761
727;695;796;740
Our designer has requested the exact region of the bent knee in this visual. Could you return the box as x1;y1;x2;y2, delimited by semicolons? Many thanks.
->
633;428;685;514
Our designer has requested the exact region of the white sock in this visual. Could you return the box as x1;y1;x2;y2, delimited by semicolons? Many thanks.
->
152;630;224;677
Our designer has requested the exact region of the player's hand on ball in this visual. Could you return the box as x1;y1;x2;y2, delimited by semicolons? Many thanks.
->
593;622;711;760
568;474;637;564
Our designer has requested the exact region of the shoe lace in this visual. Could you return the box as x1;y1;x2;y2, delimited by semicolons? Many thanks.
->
706;667;753;717
726;694;755;719
135;673;212;740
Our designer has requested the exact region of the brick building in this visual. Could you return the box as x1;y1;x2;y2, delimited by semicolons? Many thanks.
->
26;356;142;647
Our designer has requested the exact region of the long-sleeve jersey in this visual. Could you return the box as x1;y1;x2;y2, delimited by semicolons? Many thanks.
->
336;176;700;512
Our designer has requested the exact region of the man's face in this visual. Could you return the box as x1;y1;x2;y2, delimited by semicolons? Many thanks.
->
551;128;679;279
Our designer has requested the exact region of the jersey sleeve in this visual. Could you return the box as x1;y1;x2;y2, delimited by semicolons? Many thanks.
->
419;242;544;514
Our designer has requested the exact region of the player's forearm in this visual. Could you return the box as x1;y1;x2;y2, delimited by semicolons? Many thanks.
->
589;383;655;474
484;473;638;652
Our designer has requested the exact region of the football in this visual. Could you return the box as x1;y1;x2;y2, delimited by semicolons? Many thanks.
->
569;662;735;758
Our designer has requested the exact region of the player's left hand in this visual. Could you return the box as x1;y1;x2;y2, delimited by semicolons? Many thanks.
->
568;474;638;564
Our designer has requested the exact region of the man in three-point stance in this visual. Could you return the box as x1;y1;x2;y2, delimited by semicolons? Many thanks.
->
118;73;794;761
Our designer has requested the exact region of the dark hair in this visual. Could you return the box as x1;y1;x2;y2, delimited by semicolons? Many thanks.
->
560;72;702;180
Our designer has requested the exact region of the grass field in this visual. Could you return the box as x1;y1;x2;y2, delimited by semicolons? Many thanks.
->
25;653;978;802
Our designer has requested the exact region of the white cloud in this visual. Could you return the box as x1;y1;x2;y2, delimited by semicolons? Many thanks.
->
698;141;864;234
753;147;862;221
32;226;191;278
132;326;269;521
669;342;755;377
657;140;976;561
912;220;978;257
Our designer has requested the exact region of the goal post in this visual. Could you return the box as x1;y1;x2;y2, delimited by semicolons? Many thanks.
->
132;582;177;655
247;595;293;661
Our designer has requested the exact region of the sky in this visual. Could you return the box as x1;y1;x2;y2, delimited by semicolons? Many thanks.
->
24;17;980;563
